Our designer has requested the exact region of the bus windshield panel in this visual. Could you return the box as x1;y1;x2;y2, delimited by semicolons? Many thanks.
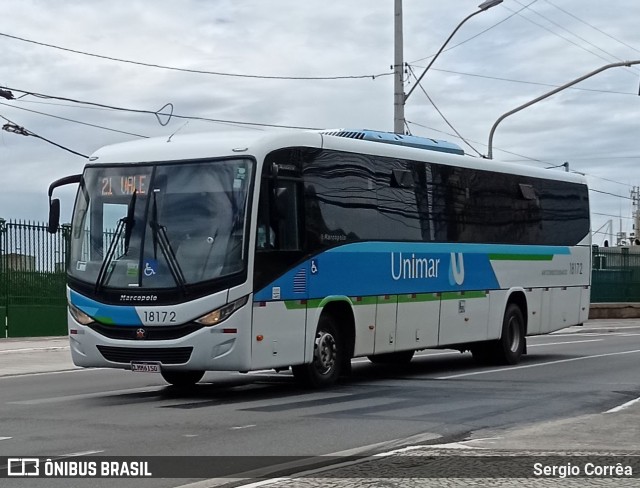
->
68;158;254;289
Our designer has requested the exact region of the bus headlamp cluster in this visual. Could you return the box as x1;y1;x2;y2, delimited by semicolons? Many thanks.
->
69;303;95;325
195;296;248;326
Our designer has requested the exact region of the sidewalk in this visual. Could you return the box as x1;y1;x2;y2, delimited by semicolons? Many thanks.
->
0;336;75;376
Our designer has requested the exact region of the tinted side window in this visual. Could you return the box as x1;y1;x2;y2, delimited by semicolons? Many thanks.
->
537;179;589;245
303;151;378;250
375;158;423;241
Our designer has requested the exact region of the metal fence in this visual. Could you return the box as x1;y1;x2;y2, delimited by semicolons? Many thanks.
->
591;246;640;303
0;218;69;337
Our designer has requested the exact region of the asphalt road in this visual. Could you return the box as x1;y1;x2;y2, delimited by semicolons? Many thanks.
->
1;319;640;487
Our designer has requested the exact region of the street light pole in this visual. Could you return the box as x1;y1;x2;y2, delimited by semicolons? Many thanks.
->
393;0;405;134
486;59;640;159
396;0;503;133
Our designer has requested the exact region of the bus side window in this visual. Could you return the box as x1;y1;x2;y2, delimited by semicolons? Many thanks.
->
273;181;301;251
257;178;301;251
256;179;274;249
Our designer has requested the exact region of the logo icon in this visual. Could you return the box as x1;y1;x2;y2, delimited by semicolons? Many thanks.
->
144;259;158;277
136;328;147;340
449;252;465;286
8;458;40;477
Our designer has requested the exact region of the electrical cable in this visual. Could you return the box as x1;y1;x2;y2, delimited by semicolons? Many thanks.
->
1;114;88;158
0;101;149;138
1;85;322;131
503;2;638;73
410;0;539;65
512;0;639;71
407;66;483;157
0;31;390;82
543;0;640;57
410;66;637;96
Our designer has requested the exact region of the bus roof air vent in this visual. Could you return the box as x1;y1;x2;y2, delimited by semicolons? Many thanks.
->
320;129;464;155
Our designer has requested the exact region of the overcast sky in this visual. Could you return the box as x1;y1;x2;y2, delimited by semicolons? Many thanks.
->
1;0;639;245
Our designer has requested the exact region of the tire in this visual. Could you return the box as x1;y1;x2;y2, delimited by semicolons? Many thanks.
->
161;369;204;387
471;304;525;365
368;350;415;364
495;303;525;365
292;315;343;388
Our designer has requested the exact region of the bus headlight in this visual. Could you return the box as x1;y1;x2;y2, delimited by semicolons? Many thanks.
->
195;296;248;326
69;303;95;325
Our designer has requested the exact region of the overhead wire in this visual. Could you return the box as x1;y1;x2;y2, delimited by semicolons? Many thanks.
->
409;0;539;65
0;31;390;82
543;0;640;57
0;101;149;138
2;85;322;131
412;67;638;96
406;66;482;157
512;0;639;70
503;2;639;74
1;113;88;158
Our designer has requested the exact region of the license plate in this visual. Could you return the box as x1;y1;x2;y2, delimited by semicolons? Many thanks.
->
131;361;161;373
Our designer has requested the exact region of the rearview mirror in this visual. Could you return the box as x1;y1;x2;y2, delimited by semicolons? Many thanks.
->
48;198;60;234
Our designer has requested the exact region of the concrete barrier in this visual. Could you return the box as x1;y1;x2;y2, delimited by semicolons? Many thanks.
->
589;303;640;319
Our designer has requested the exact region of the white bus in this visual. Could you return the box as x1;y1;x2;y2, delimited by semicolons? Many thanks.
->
48;129;591;388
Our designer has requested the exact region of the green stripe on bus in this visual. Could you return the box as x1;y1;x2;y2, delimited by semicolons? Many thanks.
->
397;293;440;304
441;291;487;300
283;291;487;309
489;254;554;261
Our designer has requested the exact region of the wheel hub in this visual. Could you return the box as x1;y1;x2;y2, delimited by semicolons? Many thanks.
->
313;331;337;375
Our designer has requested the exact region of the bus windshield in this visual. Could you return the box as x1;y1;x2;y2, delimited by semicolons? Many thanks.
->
68;158;254;290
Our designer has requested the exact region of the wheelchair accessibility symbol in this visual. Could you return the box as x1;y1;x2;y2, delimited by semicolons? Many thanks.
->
144;259;158;277
310;259;318;275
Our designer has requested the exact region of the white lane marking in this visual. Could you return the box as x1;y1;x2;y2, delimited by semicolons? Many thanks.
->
230;425;256;430
174;433;441;488
6;387;163;405
0;368;106;380
234;441;455;488
605;396;640;414
436;348;640;380
0;346;69;354
0;437;12;441
528;339;602;347
62;450;105;457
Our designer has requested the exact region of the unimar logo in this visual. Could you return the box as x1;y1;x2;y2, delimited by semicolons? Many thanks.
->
390;252;465;286
449;252;465;286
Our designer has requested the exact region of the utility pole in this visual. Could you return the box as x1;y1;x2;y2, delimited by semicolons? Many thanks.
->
393;0;405;134
632;186;640;244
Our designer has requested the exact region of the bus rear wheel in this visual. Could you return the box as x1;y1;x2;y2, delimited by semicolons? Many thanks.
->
471;304;525;365
161;370;204;387
368;350;415;364
496;303;525;365
292;315;343;388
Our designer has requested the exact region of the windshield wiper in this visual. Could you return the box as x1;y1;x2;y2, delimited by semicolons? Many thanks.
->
150;190;187;294
95;190;136;293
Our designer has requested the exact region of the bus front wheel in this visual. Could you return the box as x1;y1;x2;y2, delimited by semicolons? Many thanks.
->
292;315;343;388
161;369;204;387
